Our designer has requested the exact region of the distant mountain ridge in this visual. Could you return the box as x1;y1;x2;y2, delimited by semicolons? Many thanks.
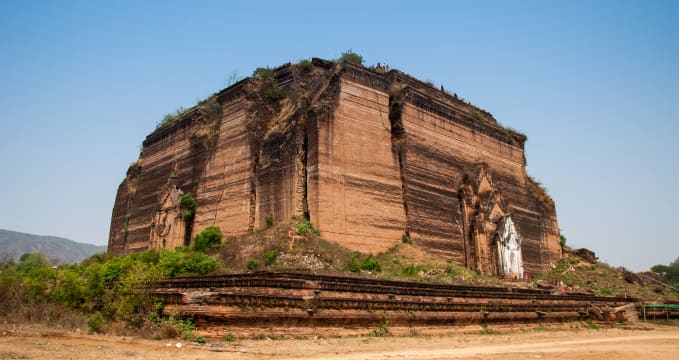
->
0;229;106;264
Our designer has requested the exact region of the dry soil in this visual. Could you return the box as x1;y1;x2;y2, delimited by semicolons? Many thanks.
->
0;324;678;360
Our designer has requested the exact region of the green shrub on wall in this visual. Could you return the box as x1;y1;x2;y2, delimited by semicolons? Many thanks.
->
179;193;196;222
179;193;197;246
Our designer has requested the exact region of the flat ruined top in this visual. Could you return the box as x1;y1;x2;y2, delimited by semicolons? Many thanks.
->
143;58;527;149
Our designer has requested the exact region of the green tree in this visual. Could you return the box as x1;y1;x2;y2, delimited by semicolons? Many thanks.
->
51;266;87;309
193;226;222;252
16;253;55;300
16;253;50;274
158;249;218;277
651;256;679;286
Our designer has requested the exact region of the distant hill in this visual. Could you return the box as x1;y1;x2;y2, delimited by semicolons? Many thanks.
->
0;229;106;264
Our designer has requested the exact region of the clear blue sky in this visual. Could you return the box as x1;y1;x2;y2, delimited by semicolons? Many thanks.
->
1;0;677;271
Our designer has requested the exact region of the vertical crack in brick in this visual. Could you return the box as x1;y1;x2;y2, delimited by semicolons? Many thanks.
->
248;151;258;232
295;125;309;219
388;84;410;237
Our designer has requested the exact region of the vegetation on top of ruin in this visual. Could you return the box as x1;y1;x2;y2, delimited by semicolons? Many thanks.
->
500;125;526;138
155;93;222;131
468;108;497;130
297;59;314;73
156;107;186;129
527;175;555;206
191;96;223;150
467;108;526;141
153;54;323;133
252;66;286;102
149;50;526;150
245;60;327;143
336;49;364;65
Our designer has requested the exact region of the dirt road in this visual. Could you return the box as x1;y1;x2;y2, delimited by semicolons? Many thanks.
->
1;325;677;360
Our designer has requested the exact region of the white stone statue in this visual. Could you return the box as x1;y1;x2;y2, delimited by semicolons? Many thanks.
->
497;216;524;278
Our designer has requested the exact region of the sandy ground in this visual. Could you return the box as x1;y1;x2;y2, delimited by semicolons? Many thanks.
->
1;324;678;360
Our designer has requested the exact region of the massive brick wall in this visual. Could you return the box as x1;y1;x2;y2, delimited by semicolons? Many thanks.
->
109;59;561;274
398;94;559;273
193;94;253;238
109;113;209;253
253;121;306;229
109;85;254;254
309;78;406;253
